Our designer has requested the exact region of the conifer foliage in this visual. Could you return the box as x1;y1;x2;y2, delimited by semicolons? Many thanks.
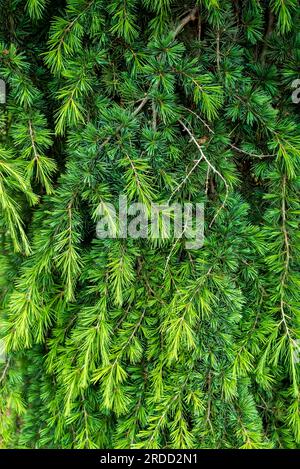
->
0;0;300;449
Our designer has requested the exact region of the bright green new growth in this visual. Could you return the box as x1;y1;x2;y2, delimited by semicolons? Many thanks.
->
0;0;300;449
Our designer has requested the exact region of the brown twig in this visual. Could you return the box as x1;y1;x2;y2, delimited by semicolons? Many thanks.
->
261;9;275;64
173;7;199;38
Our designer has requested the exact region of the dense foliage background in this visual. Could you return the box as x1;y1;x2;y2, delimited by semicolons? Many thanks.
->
0;0;299;449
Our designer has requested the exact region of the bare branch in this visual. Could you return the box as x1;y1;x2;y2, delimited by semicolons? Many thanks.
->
179;119;229;227
167;156;203;205
173;7;199;38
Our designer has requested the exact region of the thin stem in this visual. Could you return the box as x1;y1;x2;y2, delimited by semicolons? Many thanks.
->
167;157;203;205
229;143;274;159
216;29;220;72
173;7;198;38
279;175;292;339
261;9;275;64
0;358;11;384
28;120;39;161
179;119;229;227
